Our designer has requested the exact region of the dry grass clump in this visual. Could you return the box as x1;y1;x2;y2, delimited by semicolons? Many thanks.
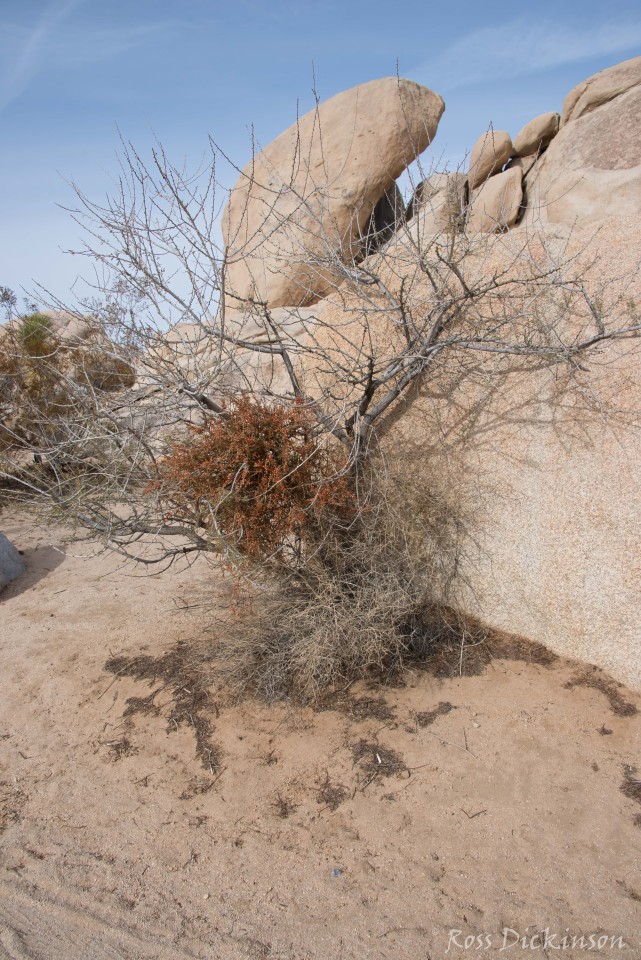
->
350;739;406;778
272;792;297;819
202;437;471;701
217;566;418;700
0;783;27;835
215;485;453;700
620;765;641;828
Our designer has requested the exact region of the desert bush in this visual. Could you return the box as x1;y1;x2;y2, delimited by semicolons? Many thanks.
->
73;344;136;392
206;437;466;699
156;397;356;564
148;394;464;698
217;505;431;699
17;312;53;355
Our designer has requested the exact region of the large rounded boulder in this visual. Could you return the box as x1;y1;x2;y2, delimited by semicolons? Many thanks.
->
222;78;444;309
467;130;513;190
525;58;641;226
562;55;641;124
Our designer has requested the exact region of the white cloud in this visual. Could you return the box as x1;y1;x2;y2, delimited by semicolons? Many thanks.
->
415;18;641;92
0;0;171;112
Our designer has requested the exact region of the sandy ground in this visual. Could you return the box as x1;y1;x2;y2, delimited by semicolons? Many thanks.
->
0;508;640;960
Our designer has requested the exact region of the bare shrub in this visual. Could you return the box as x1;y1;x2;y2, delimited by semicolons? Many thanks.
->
218;562;416;700
214;464;458;700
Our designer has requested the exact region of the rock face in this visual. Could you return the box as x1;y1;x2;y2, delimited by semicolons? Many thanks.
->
513;112;560;158
466;167;523;233
0;534;24;592
380;216;641;692
223;78;444;309
528;81;641;225
468;130;513;189
552;84;641;172
407;172;467;231
41;311;96;343
399;173;468;246
540;165;641;225
562;55;641;124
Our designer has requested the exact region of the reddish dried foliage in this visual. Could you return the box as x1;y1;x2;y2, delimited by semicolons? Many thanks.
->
158;399;356;562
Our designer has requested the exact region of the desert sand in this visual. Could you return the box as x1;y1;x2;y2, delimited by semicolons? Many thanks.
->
0;507;640;959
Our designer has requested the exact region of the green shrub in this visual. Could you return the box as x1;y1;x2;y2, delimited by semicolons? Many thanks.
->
17;313;53;357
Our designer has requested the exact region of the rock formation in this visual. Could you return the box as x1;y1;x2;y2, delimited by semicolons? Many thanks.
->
215;55;640;334
562;54;641;123
466;166;523;233
513;112;560;158
222;78;444;309
460;61;641;233
467;130;513;189
527;64;641;225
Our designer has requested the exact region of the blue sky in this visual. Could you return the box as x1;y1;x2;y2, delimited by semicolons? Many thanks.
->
1;0;640;305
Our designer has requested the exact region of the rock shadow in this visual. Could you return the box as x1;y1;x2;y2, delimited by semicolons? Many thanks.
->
0;543;66;600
